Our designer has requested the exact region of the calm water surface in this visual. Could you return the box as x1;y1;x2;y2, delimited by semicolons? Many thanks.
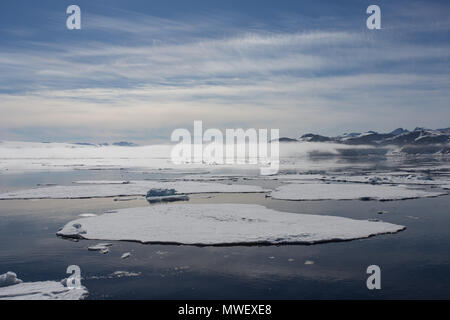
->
0;169;449;299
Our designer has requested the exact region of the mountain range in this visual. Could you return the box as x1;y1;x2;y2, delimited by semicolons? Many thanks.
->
277;127;450;154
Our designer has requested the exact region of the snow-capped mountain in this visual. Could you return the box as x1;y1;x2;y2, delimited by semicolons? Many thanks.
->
284;127;450;154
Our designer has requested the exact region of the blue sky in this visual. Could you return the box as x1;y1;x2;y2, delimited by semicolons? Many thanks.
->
0;0;449;143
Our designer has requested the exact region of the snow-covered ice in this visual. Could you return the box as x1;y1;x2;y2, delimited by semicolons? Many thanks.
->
56;204;405;245
0;272;22;287
0;272;87;300
88;243;113;253
270;183;447;201
0;181;267;200
74;180;131;184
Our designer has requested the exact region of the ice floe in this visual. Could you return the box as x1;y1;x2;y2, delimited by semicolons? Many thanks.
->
121;252;131;259
88;243;113;254
56;204;405;245
79;213;98;217
274;173;449;185
0;181;267;200
74;180;130;184
146;188;189;203
0;272;22;287
270;183;446;201
0;272;87;300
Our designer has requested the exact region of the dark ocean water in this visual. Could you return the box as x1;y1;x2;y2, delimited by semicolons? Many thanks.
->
0;169;449;299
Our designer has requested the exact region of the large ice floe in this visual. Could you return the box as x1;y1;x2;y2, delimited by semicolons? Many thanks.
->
0;181;267;200
0;272;87;300
270;183;447;201
56;204;405;245
273;173;450;186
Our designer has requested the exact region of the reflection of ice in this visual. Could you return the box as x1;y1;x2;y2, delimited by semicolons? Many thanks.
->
57;204;405;245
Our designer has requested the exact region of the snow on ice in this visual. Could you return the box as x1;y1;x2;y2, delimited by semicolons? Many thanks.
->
56;204;405;245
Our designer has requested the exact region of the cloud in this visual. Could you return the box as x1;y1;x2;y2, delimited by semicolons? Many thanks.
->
0;4;449;142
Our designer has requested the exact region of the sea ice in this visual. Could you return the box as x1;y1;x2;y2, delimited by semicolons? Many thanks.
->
270;183;447;201
0;272;22;287
79;213;98;217
0;181;267;200
74;180;130;184
56;204;405;245
121;252;131;259
88;243;113;252
274;173;449;185
0;272;87;300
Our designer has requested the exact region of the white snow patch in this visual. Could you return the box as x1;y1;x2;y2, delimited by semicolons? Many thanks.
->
270;183;446;201
0;181;267;200
56;204;405;245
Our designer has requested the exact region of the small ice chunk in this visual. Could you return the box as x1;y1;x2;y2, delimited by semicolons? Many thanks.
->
88;243;112;252
146;188;176;197
146;194;189;203
121;252;131;259
0;272;23;288
110;271;140;278
304;260;315;265
270;183;446;201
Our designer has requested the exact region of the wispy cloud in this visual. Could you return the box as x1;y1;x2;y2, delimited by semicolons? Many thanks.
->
1;2;449;142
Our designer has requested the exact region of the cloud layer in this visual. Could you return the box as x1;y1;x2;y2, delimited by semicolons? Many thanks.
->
1;2;449;142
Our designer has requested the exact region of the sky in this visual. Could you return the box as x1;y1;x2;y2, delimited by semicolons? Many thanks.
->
0;0;449;143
